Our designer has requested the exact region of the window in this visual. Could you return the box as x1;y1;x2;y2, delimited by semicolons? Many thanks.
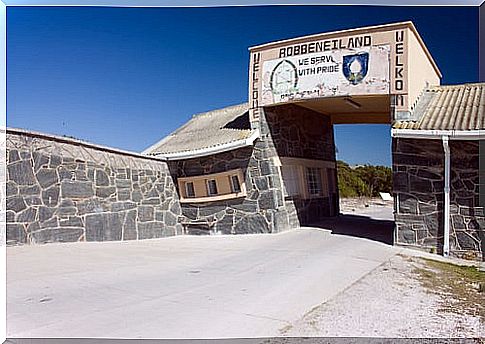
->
206;179;218;196
278;157;334;200
177;168;246;203
230;175;241;193
281;165;301;197
185;181;195;198
306;167;323;197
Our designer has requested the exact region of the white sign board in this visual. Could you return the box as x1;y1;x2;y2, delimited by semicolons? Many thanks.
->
379;192;393;201
261;45;390;106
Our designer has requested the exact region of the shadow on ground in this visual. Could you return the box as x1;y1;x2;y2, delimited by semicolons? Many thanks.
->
310;213;395;245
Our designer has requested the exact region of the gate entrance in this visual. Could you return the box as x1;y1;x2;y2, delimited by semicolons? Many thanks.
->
248;21;441;127
265;99;394;243
146;21;484;258
248;21;441;242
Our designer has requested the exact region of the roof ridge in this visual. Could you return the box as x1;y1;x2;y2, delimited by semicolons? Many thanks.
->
193;102;249;118
155;133;255;155
428;82;485;91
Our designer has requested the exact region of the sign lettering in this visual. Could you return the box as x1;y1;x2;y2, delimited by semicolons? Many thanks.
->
394;31;405;93
278;35;372;58
250;52;261;120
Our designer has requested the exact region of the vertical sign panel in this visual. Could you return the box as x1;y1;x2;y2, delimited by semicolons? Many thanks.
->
392;29;408;114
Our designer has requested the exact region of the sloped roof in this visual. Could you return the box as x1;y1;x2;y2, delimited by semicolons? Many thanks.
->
393;83;485;131
143;103;258;159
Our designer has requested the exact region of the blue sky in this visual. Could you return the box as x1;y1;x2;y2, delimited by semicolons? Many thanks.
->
7;6;478;166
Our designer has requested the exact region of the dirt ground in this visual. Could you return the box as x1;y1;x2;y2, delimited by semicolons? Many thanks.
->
340;197;393;212
282;254;484;338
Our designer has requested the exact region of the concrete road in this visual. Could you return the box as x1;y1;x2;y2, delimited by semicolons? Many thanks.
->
8;224;399;338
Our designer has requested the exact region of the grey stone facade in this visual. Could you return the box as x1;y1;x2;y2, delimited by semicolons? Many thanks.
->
6;130;182;245
170;134;289;235
264;104;335;161
449;141;484;258
170;104;338;235
393;138;484;259
264;104;338;224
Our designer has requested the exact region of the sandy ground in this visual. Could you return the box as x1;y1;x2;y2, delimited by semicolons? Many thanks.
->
282;254;484;338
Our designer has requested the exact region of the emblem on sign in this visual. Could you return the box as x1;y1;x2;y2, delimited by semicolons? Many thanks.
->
342;52;369;85
270;60;298;95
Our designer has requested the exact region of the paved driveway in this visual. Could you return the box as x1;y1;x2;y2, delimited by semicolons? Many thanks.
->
8;224;398;338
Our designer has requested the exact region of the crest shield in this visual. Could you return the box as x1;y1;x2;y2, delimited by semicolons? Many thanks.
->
342;52;369;85
270;59;298;94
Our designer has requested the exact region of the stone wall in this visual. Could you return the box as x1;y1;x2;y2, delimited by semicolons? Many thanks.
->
449;141;484;258
265;104;335;161
6;129;182;245
393;138;444;250
393;137;484;259
265;104;338;224
170;137;289;235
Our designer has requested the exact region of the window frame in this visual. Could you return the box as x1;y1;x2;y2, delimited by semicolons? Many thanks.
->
206;179;219;196
230;174;242;193
185;181;196;198
306;166;323;198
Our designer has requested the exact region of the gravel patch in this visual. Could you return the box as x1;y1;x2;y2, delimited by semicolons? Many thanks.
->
281;254;483;338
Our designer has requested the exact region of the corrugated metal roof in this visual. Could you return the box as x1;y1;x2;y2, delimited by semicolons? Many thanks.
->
393;83;485;130
144;103;254;156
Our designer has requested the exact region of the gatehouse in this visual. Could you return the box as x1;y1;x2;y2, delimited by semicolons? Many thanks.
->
6;21;484;260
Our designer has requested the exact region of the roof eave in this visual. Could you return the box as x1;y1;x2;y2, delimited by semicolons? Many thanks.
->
391;128;484;140
154;129;260;161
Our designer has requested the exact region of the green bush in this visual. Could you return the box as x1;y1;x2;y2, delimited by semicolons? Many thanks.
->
337;161;392;198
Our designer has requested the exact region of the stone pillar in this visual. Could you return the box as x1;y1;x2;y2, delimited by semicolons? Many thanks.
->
250;107;290;232
392;137;444;251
